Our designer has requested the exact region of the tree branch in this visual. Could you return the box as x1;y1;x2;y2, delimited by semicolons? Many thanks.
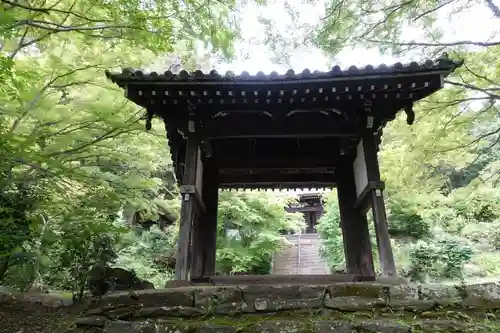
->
485;0;500;18
444;80;500;100
9;64;101;133
366;39;500;47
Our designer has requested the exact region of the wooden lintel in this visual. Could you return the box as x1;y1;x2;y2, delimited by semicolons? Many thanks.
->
355;181;385;214
207;132;358;140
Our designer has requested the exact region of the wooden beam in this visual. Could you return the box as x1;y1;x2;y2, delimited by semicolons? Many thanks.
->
219;172;336;185
208;133;358;139
215;157;339;169
336;161;375;277
175;134;200;281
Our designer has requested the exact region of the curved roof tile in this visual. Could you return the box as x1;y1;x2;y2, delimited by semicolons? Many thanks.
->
105;53;464;85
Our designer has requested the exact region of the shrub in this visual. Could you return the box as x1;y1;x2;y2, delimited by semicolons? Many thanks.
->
407;234;473;282
387;195;431;239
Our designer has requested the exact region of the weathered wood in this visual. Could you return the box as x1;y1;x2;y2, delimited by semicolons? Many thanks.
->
362;135;397;277
336;161;375;277
201;165;219;277
175;134;200;281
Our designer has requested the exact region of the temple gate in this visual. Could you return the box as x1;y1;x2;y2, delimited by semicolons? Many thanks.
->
105;54;463;281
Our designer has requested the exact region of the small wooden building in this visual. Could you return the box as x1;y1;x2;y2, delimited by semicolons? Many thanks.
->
285;193;325;234
105;54;462;280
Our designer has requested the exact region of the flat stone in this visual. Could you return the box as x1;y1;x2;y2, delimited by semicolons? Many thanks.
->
194;286;246;314
106;304;144;319
75;316;108;327
137;306;204;318
324;295;386;311
98;289;194;309
326;283;387;299
419;284;463;305
242;284;325;312
462;282;500;309
104;320;158;333
386;299;437;312
387;284;419;301
248;320;307;333
357;320;411;333
165;280;196;288
313;320;353;333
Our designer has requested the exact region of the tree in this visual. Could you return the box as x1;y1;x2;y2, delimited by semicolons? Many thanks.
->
313;0;500;186
216;191;304;275
0;0;244;291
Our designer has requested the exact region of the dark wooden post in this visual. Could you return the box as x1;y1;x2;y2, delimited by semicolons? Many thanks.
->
362;135;397;276
175;133;200;281
201;165;219;276
189;150;205;279
336;161;375;277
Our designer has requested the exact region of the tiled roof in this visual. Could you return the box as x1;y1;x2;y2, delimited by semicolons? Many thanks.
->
105;53;463;85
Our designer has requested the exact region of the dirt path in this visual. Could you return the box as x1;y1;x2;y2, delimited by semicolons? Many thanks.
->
0;296;99;333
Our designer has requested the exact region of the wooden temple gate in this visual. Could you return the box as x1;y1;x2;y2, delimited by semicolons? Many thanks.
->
106;54;462;281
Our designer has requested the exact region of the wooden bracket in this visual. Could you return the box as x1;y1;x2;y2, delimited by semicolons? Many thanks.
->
180;185;206;213
180;185;196;194
355;181;385;214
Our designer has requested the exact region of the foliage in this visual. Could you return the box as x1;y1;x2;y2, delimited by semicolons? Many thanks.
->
0;0;245;294
114;224;177;288
407;234;473;282
386;194;431;239
316;192;345;269
216;191;304;275
317;191;381;271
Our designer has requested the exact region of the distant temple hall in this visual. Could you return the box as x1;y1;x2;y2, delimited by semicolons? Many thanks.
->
283;193;324;234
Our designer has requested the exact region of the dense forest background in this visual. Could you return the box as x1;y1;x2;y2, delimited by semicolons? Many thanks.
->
0;0;499;296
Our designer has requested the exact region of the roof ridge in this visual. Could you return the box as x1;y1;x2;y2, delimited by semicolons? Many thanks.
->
105;53;464;83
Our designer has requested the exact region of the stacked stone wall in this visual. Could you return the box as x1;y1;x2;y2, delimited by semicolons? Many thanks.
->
66;281;500;332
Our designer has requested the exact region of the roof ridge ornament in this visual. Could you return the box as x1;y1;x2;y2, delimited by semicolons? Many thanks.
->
436;52;465;69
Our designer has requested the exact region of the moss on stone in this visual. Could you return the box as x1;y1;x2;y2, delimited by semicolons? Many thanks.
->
129;308;500;333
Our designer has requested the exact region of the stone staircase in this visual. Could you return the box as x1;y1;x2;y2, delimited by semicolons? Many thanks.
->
273;233;329;275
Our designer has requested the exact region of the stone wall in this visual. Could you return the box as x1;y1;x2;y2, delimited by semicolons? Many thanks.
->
273;234;329;275
66;281;500;332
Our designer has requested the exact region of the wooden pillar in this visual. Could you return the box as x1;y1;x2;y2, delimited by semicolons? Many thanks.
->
190;150;205;279
175;133;200;281
201;165;219;276
362;135;397;276
336;162;375;276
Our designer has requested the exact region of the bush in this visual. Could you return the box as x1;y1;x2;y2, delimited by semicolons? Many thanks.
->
407;234;473;282
316;196;345;269
387;195;431;239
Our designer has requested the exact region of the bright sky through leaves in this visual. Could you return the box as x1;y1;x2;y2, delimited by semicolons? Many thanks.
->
219;0;498;74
